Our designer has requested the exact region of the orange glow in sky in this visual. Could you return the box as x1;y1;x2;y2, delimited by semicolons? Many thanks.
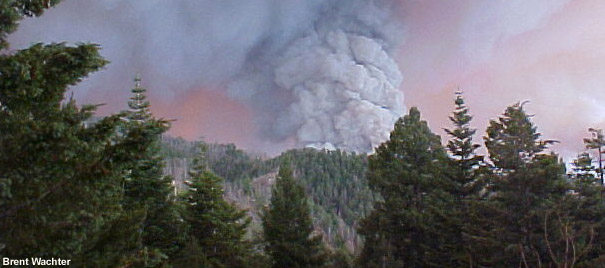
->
151;88;254;145
12;0;605;159
127;0;605;159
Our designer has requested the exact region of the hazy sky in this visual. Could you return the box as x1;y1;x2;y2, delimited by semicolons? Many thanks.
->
398;0;605;161
9;0;605;160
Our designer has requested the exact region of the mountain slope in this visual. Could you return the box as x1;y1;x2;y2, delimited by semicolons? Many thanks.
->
161;137;375;252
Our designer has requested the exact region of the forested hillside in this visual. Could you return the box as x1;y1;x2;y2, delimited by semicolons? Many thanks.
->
161;137;373;252
5;2;605;267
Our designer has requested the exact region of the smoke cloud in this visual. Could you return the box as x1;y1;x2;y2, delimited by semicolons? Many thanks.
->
9;0;405;153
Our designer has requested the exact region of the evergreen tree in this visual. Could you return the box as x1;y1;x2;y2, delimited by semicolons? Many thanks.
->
480;102;569;267
0;0;62;50
326;248;354;268
120;76;184;266
262;160;327;268
584;128;605;185
444;91;483;196
484;102;557;171
572;152;597;185
443;91;485;266
0;1;139;265
127;75;152;123
567;153;605;266
178;144;251;268
274;148;372;251
357;107;452;268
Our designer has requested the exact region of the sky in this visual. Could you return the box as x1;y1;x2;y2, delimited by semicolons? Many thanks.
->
398;0;605;161
8;0;605;160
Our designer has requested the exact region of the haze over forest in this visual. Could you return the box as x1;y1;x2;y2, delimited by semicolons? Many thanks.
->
9;0;605;158
6;1;605;267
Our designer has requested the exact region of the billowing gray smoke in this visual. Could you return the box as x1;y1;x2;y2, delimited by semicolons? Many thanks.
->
10;0;405;153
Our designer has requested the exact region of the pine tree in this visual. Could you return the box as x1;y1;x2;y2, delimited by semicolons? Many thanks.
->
171;240;211;268
178;144;251;268
480;102;569;267
566;153;605;266
584;128;605;185
443;91;485;266
357;107;451;268
262;160;327;268
0;1;138;264
572;152;597;185
120;76;183;266
444;91;483;196
0;0;62;50
127;74;152;123
326;248;354;268
484;102;560;171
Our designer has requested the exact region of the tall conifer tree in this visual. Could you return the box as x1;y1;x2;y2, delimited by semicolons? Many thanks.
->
566;153;605;266
121;75;183;266
443;91;484;266
444;91;483;196
262;160;326;268
178;144;251;268
481;102;568;267
584;128;605;185
127;75;152;123
0;1;139;265
357;107;451;268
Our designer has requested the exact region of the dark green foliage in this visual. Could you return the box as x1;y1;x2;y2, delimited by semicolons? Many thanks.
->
206;143;267;183
162;139;268;182
120;77;184;265
355;103;605;268
478;103;571;267
442;92;486;266
357;107;452;268
484;102;557;171
0;2;158;266
80;208;150;267
584;128;605;185
276;149;371;227
4;4;605;264
171;240;211;268
543;194;603;267
178;147;252;268
161;138;271;195
572;152;596;183
0;4;183;264
161;138;372;251
568;153;605;266
0;43;108;115
127;75;152;122
0;0;62;49
326;248;354;268
161;138;269;183
274;149;371;251
0;22;151;267
0;12;134;263
0;105;132;264
444;92;484;196
263;161;327;268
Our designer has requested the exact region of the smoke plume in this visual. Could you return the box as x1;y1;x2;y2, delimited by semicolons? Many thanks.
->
10;0;405;153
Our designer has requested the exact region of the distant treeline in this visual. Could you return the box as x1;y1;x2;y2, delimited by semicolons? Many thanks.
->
161;136;372;253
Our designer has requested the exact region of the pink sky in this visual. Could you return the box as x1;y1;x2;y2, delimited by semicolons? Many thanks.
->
9;0;605;160
146;0;605;159
398;0;605;161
